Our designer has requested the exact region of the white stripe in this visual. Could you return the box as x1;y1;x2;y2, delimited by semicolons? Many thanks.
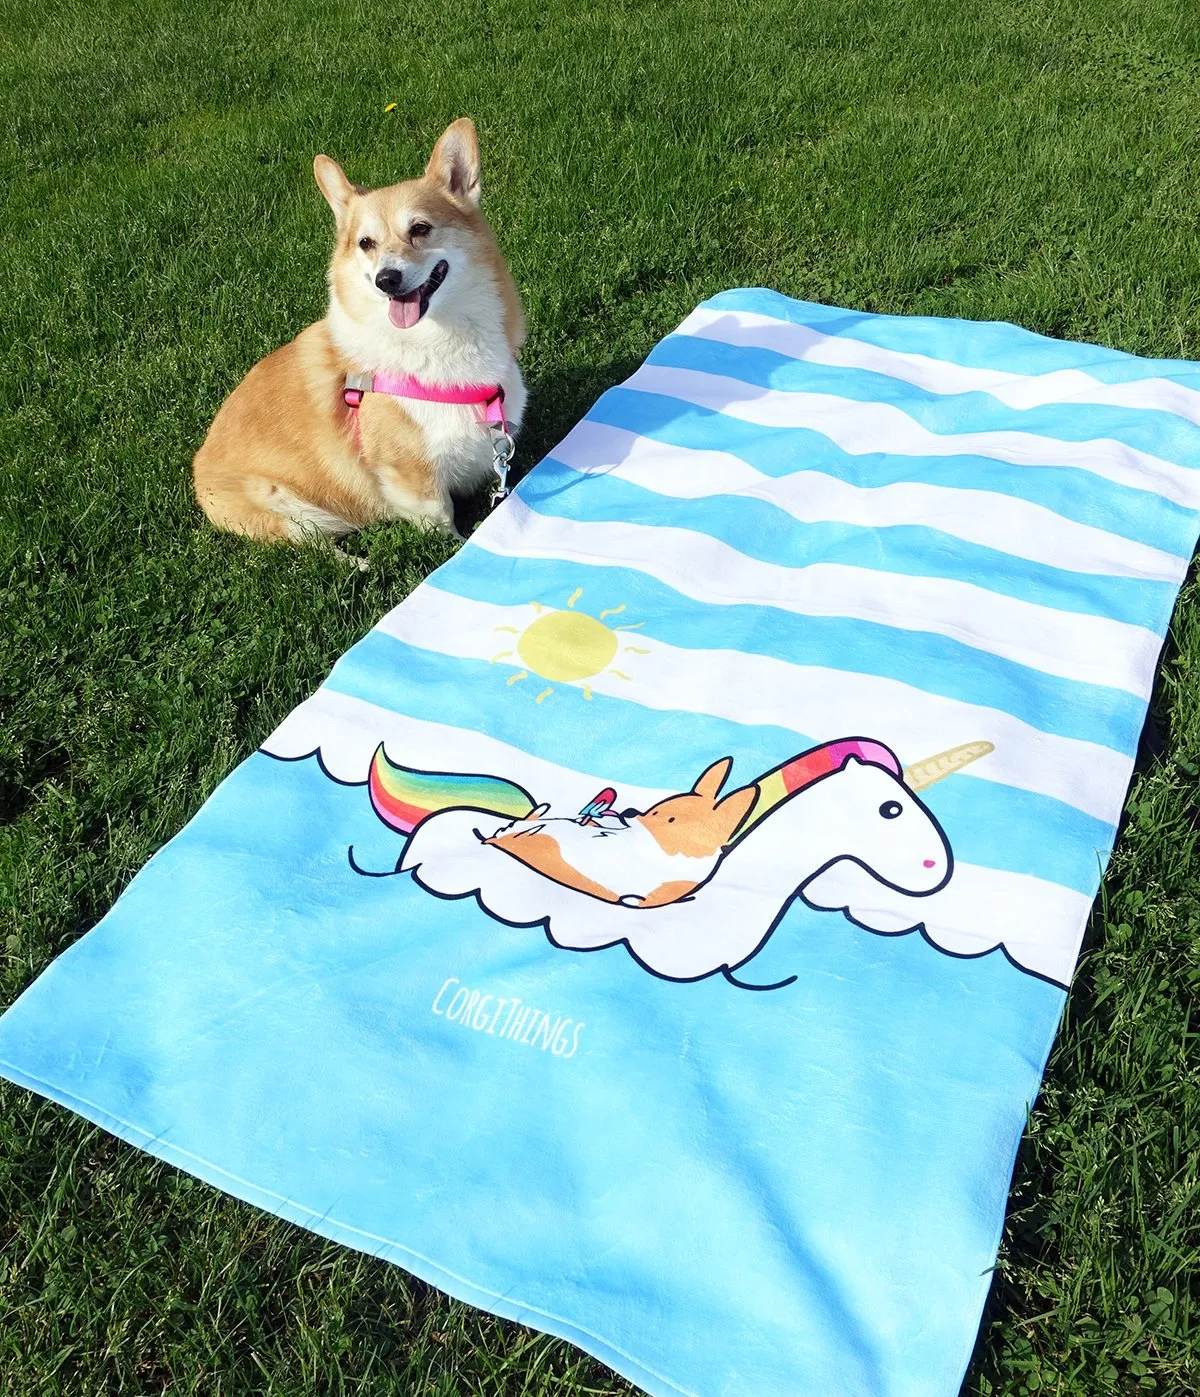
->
624;363;1200;509
680;304;1200;432
803;859;1091;986
262;689;665;809
550;421;1187;584
377;583;1133;826
473;497;1163;699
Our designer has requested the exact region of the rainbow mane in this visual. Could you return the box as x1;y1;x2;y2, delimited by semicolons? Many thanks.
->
734;737;902;843
368;745;536;835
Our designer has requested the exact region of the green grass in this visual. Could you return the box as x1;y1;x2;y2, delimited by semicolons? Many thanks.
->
2;0;1200;1391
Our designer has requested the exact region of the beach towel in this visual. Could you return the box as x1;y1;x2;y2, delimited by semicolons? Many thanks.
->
4;288;1200;1397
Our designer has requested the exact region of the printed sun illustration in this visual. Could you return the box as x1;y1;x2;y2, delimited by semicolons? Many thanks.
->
491;588;649;702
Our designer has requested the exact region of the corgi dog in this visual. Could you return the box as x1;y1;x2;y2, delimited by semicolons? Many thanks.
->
483;758;758;908
192;119;526;543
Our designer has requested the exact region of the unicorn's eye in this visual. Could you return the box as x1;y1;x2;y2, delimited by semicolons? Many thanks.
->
879;800;903;819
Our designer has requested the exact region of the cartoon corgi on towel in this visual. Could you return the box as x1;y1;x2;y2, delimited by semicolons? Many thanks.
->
347;735;997;985
482;758;758;907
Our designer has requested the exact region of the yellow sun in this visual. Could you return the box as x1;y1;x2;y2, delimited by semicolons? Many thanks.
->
489;588;649;701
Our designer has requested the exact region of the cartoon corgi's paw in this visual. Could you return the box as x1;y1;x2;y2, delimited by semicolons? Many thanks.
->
628;880;702;909
484;804;550;843
484;823;547;847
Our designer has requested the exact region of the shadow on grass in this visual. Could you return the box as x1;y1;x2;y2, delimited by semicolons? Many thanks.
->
453;356;643;535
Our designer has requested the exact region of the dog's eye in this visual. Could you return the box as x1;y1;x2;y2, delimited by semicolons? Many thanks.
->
357;236;376;252
409;221;432;240
879;800;903;819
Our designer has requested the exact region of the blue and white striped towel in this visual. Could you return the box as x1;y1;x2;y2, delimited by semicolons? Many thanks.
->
3;288;1199;1396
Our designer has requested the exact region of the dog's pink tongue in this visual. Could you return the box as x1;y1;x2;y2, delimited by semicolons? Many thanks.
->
388;293;422;329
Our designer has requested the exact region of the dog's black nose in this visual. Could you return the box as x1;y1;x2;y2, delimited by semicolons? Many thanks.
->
374;267;408;297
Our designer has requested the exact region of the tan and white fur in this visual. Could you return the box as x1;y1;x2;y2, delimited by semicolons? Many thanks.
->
193;119;525;542
483;759;759;908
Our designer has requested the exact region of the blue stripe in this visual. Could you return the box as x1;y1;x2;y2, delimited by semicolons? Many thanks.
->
327;630;1114;895
703;289;1200;392
522;456;1175;630
650;333;1200;471
918;779;1112;898
585;388;1199;560
431;546;1146;754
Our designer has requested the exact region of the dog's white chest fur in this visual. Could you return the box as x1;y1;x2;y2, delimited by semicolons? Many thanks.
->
328;289;526;501
400;393;519;491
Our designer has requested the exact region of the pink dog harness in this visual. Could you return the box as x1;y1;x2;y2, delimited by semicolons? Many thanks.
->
343;371;514;504
343;372;509;431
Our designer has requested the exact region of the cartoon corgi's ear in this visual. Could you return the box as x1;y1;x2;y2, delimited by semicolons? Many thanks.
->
314;155;357;220
716;783;757;833
692;757;733;801
426;118;481;206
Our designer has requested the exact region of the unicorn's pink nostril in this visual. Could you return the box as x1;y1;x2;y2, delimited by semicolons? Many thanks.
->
923;859;936;868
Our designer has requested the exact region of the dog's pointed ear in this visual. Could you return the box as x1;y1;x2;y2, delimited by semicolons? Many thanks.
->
425;118;481;206
692;757;733;801
314;155;356;220
716;783;757;832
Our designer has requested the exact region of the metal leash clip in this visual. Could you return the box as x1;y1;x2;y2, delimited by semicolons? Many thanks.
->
489;422;515;508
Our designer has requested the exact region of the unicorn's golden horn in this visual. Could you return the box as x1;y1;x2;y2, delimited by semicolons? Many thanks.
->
903;741;995;791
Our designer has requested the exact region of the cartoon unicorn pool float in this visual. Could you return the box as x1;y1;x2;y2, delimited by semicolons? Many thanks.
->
357;736;993;985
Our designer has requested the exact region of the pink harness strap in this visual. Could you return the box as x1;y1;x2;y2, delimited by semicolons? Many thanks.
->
343;372;508;430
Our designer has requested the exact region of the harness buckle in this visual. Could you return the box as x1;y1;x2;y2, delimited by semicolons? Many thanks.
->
343;371;373;410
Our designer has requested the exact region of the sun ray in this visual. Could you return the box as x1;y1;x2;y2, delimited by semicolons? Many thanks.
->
598;605;626;620
535;687;554;703
583;686;593;700
493;625;520;634
614;622;644;631
609;669;632;681
506;671;528;686
566;588;583;609
623;646;650;655
489;650;514;663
